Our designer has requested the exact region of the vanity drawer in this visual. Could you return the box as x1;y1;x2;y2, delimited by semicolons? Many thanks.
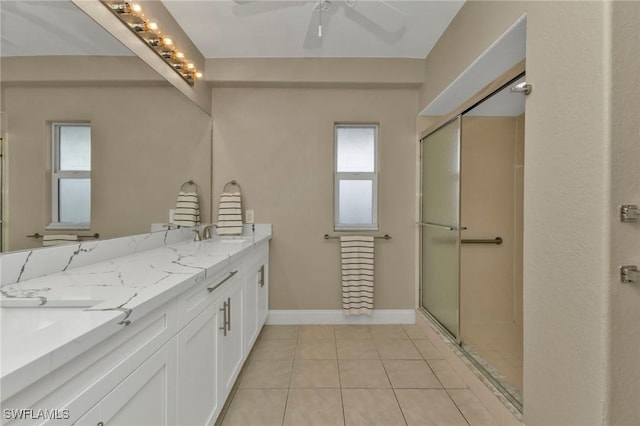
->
177;263;243;330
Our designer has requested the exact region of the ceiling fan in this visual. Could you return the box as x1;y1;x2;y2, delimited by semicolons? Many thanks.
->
232;0;406;49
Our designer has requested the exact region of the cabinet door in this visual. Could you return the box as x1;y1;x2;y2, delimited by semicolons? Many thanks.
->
176;302;221;426
257;260;269;327
243;263;259;354
220;281;244;401
74;338;177;426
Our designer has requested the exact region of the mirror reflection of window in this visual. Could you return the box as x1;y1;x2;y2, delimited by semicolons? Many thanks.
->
51;122;91;228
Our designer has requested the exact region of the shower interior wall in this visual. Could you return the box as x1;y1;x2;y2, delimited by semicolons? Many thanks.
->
459;113;525;391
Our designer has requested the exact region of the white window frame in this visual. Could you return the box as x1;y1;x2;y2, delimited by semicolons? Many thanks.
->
334;123;379;231
48;122;91;230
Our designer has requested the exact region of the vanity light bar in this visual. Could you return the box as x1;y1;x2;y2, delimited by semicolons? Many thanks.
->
101;1;202;86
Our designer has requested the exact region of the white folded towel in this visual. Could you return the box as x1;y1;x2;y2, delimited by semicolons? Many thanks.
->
42;234;78;247
174;191;200;227
217;192;243;235
340;236;374;315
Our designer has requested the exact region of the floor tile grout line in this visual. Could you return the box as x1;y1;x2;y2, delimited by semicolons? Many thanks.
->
280;331;299;426
390;388;410;426
281;386;291;426
444;388;473;426
334;328;347;426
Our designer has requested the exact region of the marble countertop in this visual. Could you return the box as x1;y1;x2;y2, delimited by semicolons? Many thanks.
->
0;230;271;400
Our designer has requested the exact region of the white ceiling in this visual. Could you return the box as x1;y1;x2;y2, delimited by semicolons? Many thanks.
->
0;0;464;58
0;1;133;57
1;1;464;59
162;0;465;58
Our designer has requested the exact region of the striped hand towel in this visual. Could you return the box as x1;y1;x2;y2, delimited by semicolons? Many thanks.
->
174;191;200;227
217;192;243;235
42;234;78;247
340;236;374;316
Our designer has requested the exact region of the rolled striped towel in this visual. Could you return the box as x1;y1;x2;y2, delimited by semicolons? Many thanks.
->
174;191;200;227
42;234;78;247
217;192;243;235
340;236;374;315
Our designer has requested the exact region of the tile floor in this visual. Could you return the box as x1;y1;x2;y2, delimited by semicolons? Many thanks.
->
460;322;523;395
218;324;499;426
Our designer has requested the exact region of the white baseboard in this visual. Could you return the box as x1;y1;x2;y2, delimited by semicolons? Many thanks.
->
266;309;415;325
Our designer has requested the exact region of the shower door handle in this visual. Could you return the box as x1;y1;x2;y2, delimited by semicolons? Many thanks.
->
418;222;466;231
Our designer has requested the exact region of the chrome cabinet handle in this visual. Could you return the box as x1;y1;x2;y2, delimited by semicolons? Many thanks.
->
258;265;265;288
227;297;231;332
207;270;238;293
219;301;228;336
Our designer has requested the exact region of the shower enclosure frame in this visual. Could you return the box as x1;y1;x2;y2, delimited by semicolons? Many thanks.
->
418;67;526;413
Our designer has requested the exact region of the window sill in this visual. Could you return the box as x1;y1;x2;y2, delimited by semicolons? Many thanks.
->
334;227;380;232
46;223;90;231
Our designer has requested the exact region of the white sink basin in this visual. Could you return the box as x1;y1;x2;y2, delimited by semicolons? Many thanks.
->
1;306;88;335
217;238;250;244
0;298;102;308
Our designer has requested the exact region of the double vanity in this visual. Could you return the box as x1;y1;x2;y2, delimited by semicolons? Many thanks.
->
0;225;271;425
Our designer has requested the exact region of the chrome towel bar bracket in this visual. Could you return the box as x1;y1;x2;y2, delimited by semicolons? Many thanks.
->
620;265;640;284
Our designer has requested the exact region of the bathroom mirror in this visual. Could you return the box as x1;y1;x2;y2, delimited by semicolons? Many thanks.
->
0;0;212;253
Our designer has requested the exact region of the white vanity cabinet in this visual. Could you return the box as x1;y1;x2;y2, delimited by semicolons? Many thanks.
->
175;263;244;426
219;276;244;401
74;338;177;426
1;301;177;426
243;245;269;354
176;303;221;426
1;239;270;426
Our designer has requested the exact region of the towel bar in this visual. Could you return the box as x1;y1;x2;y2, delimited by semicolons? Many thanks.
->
324;233;391;240
461;237;502;245
27;233;100;240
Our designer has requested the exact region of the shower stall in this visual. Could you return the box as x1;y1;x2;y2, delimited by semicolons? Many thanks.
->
419;76;525;409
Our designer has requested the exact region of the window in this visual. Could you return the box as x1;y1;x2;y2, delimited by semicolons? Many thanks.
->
50;123;91;229
334;124;378;231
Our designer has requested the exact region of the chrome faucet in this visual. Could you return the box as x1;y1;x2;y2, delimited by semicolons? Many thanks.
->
202;225;216;240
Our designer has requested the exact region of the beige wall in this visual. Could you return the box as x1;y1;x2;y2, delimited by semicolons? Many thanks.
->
3;86;212;251
205;58;424;87
212;87;418;310
609;2;640;425
423;1;614;424
460;116;521;324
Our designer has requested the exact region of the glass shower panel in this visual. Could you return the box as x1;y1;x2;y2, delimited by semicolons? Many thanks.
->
420;117;461;339
458;76;525;408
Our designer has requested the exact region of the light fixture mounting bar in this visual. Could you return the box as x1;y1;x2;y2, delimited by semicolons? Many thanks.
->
101;1;203;86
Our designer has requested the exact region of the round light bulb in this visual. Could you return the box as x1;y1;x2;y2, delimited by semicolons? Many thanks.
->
186;63;195;70
176;52;185;59
195;72;203;79
148;22;158;31
163;38;173;46
132;3;142;13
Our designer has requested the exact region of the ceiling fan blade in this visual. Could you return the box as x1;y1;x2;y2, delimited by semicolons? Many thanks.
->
377;0;406;17
343;1;406;43
302;7;323;50
231;1;307;18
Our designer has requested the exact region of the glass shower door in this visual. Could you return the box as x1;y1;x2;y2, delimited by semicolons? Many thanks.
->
420;117;461;339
